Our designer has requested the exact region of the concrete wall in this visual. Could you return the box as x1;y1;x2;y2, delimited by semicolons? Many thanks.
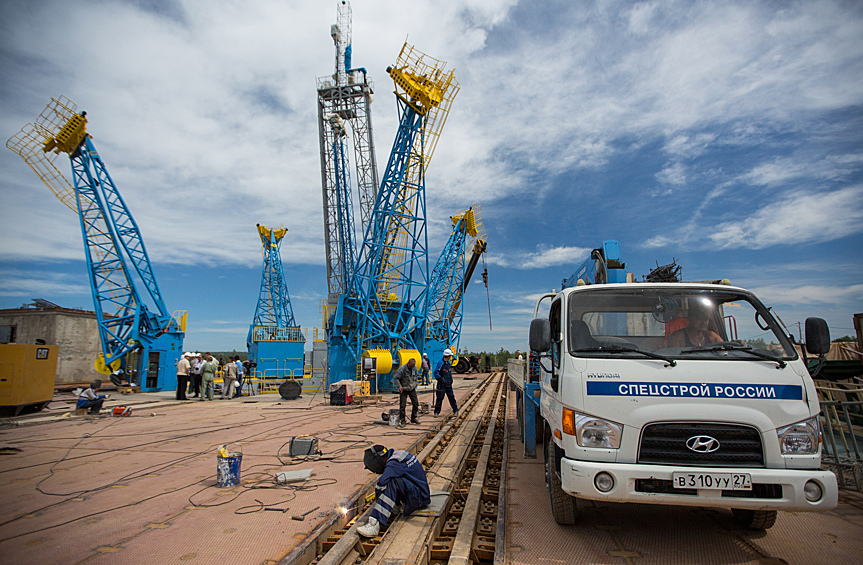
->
0;309;102;385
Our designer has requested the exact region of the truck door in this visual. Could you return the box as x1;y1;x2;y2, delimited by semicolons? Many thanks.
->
549;298;562;392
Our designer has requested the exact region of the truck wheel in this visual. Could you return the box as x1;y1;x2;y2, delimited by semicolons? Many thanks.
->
545;436;578;525
454;358;469;374
731;508;778;530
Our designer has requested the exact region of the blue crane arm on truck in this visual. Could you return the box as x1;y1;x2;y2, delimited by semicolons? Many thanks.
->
513;239;624;456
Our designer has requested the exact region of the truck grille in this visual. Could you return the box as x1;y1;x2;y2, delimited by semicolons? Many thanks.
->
638;422;764;467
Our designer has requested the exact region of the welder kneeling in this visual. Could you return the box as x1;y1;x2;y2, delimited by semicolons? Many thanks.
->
357;444;431;537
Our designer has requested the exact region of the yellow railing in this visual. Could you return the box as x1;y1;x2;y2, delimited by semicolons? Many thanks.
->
251;326;306;342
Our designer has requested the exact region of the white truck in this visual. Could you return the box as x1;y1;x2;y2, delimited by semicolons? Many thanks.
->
523;244;838;530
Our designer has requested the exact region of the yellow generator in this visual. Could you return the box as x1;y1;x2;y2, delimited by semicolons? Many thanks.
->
0;344;58;416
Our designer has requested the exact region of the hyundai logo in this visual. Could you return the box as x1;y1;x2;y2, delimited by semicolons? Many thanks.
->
686;435;721;453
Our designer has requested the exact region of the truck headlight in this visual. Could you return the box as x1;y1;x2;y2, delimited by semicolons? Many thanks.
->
777;417;819;455
566;409;622;449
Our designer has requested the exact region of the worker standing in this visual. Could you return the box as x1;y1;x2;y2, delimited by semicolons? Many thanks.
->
176;354;191;400
200;354;217;401
393;358;421;427
191;355;204;398
433;349;458;417
233;356;244;397
420;353;430;386
221;358;238;399
357;444;431;537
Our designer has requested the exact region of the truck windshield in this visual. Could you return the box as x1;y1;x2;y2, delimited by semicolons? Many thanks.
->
567;287;797;362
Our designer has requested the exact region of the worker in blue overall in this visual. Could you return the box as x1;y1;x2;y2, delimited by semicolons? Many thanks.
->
77;380;109;414
433;348;458;417
357;444;431;537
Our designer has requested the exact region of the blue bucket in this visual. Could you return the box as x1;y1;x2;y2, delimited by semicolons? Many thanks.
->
216;453;242;487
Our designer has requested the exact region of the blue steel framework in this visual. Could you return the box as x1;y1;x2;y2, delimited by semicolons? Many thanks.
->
327;43;459;391
247;225;305;378
329;115;357;291
424;208;486;367
6;98;184;391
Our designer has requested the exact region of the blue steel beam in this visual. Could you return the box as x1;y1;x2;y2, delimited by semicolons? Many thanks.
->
331;119;357;290
70;140;154;366
344;97;428;356
83;138;169;321
426;214;469;346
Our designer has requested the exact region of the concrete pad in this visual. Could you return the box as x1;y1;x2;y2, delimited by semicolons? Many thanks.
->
0;376;482;564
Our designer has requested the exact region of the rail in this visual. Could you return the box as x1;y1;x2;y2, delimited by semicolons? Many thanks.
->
281;373;507;564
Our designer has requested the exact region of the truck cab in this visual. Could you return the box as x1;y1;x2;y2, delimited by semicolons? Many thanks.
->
528;281;838;529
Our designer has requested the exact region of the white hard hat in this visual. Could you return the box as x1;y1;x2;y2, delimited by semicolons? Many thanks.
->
443;349;453;357
423;353;428;357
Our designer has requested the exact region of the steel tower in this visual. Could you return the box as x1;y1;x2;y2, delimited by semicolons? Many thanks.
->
7;97;186;391
425;207;487;368
328;42;460;391
317;0;378;297
247;224;305;382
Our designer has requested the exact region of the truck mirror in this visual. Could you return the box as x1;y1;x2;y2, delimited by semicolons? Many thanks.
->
804;318;830;355
529;318;551;352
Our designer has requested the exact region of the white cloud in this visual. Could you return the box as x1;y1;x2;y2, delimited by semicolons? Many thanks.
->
708;185;863;249
656;162;687;185
486;245;591;269
2;0;862;352
0;268;90;298
663;133;717;159
0;0;518;268
739;153;863;186
747;283;863;306
628;2;659;35
3;0;862;266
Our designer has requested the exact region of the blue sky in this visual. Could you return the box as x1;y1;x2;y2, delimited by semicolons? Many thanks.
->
1;0;861;354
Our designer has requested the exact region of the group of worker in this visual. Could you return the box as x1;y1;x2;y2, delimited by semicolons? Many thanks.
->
392;348;459;428
175;353;252;401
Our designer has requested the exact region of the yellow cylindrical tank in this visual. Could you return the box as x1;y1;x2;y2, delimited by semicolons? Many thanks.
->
362;348;393;375
397;349;421;369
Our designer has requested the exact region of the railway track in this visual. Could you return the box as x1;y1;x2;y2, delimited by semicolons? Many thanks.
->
282;372;508;565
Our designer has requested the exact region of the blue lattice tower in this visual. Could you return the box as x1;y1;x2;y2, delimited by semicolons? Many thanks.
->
247;224;305;382
329;114;357;291
7;97;186;391
425;207;487;368
327;43;459;391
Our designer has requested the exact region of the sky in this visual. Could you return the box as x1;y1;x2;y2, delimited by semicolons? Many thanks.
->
1;0;861;355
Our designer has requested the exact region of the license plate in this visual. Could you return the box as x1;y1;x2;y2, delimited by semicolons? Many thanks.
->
672;472;752;490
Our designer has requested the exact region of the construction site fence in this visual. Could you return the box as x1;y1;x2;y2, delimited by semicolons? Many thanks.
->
818;398;863;492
